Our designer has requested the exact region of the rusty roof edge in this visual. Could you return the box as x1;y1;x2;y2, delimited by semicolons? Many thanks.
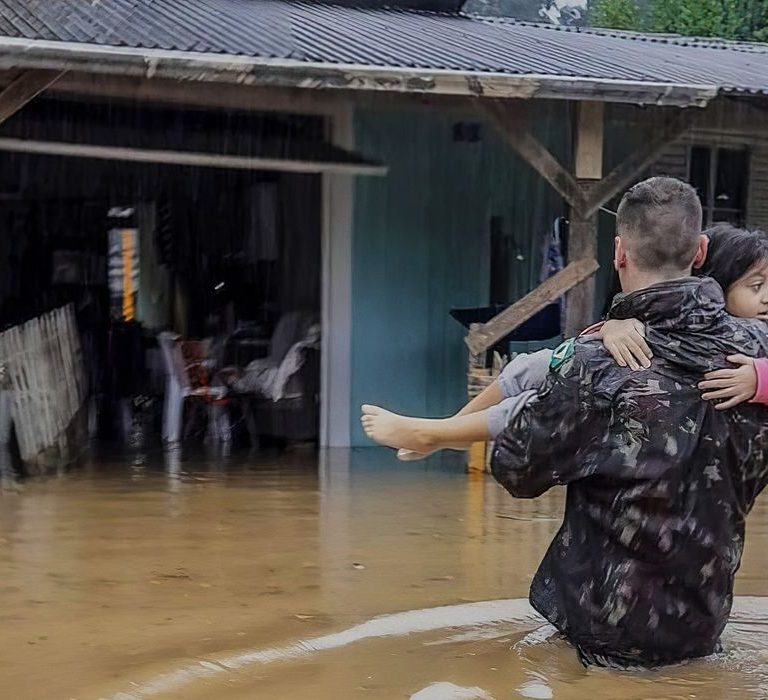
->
0;36;721;107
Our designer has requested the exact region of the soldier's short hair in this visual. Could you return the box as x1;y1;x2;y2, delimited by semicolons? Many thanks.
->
617;177;703;273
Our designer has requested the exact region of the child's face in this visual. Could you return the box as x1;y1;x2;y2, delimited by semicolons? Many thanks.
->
726;261;768;319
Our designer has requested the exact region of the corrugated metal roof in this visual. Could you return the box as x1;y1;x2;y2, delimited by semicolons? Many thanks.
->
1;0;768;96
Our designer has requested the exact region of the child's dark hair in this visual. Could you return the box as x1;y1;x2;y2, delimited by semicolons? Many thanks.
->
699;224;768;292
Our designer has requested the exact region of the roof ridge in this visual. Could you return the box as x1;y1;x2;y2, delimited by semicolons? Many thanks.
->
465;12;768;54
293;0;463;18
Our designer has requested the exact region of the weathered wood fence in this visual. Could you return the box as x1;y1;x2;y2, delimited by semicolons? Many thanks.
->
0;305;87;468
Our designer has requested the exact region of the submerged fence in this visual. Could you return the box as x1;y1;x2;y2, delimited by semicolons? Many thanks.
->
0;305;87;466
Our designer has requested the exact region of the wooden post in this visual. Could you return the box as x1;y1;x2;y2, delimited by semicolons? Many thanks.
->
467;325;489;473
575;102;604;180
566;103;604;336
565;198;599;337
173;278;189;338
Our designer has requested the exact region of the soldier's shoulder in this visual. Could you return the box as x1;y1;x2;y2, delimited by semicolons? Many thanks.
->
549;335;612;376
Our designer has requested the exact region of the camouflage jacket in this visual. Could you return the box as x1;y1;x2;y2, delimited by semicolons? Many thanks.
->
491;277;768;666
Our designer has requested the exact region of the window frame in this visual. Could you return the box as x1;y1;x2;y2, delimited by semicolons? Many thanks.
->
687;144;750;228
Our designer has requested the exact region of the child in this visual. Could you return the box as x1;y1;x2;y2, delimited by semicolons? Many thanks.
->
698;224;768;405
361;224;768;456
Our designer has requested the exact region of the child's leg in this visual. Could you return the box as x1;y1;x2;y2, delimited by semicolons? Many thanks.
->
361;405;492;453
456;379;504;417
396;379;504;461
366;389;538;457
387;348;553;460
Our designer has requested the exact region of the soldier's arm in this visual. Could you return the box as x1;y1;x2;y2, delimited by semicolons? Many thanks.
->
490;341;612;499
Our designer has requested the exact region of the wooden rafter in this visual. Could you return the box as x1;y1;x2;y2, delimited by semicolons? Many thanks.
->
480;99;587;212
465;258;599;356
582;108;696;218
0;70;64;125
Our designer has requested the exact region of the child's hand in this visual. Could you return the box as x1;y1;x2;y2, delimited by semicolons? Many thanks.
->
699;355;757;410
599;319;652;371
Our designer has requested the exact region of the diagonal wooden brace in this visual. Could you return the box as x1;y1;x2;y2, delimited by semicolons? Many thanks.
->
0;70;65;126
582;109;696;219
465;257;599;356
480;99;587;213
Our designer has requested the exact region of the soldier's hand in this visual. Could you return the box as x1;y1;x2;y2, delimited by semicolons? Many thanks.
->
699;355;757;410
599;318;652;371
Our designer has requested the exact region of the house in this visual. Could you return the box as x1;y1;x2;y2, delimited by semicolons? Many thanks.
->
0;0;767;450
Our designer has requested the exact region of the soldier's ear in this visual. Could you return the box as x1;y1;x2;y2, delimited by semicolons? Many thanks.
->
614;236;627;270
692;234;709;270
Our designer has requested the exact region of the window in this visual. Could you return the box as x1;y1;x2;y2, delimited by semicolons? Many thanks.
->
689;146;749;226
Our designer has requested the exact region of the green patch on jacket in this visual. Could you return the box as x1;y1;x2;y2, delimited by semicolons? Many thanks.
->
550;338;575;371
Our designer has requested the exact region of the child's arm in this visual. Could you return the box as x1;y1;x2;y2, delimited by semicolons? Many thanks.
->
753;358;768;404
699;354;765;409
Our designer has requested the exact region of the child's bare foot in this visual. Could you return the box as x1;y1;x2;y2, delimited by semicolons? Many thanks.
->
361;405;432;453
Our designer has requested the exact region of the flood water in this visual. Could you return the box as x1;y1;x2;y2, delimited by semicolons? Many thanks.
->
1;448;768;700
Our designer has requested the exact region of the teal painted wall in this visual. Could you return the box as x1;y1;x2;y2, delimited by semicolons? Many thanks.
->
349;103;570;446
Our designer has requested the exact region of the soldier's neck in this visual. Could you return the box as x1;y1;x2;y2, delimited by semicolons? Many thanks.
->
620;268;693;295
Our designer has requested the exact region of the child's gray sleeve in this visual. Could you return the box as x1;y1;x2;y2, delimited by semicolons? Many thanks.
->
497;349;553;398
486;391;537;439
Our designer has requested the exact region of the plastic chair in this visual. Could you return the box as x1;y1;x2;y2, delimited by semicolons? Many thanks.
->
158;332;231;445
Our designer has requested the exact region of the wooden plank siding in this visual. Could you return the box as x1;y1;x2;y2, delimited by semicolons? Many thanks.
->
649;141;688;181
748;147;768;231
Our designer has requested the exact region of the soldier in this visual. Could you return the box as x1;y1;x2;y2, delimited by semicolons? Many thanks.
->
491;177;768;667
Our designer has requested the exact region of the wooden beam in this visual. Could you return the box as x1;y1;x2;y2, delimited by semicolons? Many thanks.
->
39;72;346;116
47;72;718;110
465;258;599;355
575;102;604;180
0;70;64;125
0;137;388;176
583;109;695;218
480;100;587;211
27;72;488;119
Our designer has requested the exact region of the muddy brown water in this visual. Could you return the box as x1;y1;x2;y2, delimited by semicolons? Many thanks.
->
1;448;768;699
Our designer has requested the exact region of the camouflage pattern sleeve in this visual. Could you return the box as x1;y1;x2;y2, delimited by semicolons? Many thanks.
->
490;338;612;499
